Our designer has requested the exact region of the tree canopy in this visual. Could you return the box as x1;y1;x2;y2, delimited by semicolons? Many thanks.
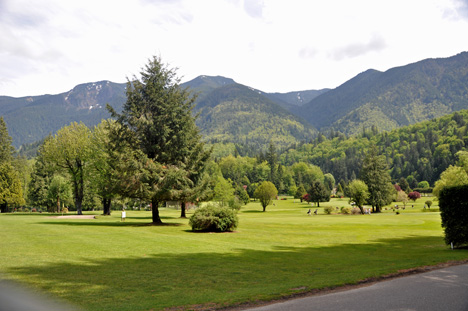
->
254;181;278;212
347;179;369;214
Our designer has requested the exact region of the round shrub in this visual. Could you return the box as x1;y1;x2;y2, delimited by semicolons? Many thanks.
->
341;206;352;215
189;205;238;232
323;206;334;214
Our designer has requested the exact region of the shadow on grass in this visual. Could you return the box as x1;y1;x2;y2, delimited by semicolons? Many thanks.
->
38;220;184;227
7;236;468;311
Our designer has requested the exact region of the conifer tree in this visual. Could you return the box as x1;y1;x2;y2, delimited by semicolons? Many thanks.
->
28;136;55;209
0;117;13;164
360;145;394;212
109;56;209;224
308;180;330;207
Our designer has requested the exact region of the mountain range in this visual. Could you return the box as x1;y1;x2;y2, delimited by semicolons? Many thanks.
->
1;51;468;151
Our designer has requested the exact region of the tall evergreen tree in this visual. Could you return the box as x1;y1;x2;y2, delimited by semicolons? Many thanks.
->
0;117;14;164
266;141;278;186
109;56;208;224
28;136;55;209
307;180;330;207
360;145;394;212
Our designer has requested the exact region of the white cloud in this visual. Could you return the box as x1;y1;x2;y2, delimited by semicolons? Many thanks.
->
329;34;387;61
0;0;468;96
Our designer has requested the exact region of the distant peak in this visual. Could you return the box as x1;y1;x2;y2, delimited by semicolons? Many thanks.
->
183;75;236;90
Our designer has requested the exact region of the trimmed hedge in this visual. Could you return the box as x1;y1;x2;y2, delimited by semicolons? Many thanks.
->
189;205;238;232
439;185;468;248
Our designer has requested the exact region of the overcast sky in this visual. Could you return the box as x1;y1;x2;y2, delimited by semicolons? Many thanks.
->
1;0;468;97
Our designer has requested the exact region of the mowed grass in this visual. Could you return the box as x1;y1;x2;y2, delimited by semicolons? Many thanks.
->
1;197;467;311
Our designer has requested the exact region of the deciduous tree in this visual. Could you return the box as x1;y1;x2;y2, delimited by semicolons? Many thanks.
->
408;191;421;201
0;163;24;212
41;122;93;215
254;181;278;212
47;175;72;213
0;117;24;212
347;179;369;214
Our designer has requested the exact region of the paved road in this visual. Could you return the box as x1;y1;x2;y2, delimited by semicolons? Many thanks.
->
245;264;468;311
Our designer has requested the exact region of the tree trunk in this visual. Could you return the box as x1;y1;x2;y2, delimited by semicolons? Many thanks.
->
151;198;163;224
0;202;8;213
56;195;60;213
102;198;112;215
358;206;364;214
72;175;83;215
75;198;83;215
180;201;186;218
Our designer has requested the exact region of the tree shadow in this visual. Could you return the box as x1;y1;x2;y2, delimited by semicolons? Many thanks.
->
38;220;184;227
7;236;468;311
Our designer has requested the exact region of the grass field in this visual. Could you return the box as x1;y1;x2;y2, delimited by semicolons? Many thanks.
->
1;197;467;310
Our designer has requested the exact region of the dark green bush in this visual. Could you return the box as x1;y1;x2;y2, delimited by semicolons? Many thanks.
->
189;205;238;232
439;185;468;248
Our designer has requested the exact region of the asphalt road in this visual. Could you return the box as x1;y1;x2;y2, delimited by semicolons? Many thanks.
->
244;264;468;311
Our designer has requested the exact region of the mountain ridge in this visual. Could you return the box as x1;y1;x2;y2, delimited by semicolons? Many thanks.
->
2;51;468;149
299;51;468;134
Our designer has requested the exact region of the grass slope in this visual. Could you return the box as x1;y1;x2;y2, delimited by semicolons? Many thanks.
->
1;198;467;310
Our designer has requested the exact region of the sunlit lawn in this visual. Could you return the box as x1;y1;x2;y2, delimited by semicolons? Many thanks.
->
1;197;466;311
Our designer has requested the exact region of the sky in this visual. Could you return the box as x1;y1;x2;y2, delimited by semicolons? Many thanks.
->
1;0;468;97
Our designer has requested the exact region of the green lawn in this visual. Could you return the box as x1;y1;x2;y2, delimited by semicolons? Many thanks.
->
1;197;466;311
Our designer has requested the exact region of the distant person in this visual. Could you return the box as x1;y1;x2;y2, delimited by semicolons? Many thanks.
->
121;210;126;222
314;209;318;215
307;209;311;216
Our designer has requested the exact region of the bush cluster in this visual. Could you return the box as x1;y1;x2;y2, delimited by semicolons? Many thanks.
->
341;206;352;214
189;205;238;232
323;206;334;214
439;185;468;248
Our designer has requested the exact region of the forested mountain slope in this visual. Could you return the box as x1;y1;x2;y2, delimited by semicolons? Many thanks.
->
1;81;126;148
193;83;317;149
299;52;468;134
281;110;468;186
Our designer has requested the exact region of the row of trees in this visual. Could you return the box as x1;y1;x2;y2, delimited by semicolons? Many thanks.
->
26;57;212;224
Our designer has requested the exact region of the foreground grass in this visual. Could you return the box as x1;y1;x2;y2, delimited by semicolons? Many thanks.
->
0;197;467;311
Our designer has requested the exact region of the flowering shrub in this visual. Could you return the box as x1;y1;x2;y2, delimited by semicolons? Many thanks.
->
408;191;421;201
